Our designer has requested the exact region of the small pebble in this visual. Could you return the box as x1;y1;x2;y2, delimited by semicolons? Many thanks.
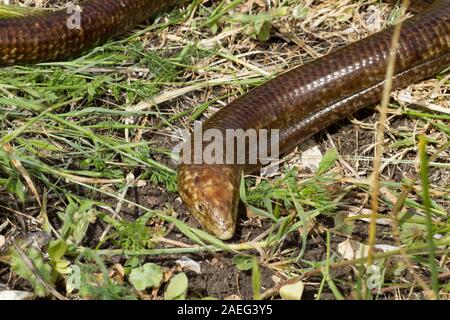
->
0;235;5;249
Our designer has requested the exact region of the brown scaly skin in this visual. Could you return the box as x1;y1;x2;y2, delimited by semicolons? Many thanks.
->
178;164;240;240
178;0;450;240
0;0;182;65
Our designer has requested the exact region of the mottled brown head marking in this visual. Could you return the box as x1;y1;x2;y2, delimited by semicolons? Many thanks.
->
178;164;240;240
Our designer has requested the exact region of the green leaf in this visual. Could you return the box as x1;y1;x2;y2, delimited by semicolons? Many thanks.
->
400;222;426;245
164;272;188;300
252;259;261;300
6;176;26;202
60;199;97;244
124;256;141;271
210;23;219;34
129;263;163;291
239;174;247;203
334;213;354;235
316;148;338;176
233;255;255;271
279;280;304;300
55;260;72;275
26;139;63;152
254;17;272;41
48;232;71;277
48;239;67;261
10;247;54;297
73;201;97;244
66;265;81;294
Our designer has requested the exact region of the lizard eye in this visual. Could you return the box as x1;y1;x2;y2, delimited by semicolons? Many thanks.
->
196;203;206;212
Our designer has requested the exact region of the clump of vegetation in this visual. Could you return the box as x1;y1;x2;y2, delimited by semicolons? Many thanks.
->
0;0;449;300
